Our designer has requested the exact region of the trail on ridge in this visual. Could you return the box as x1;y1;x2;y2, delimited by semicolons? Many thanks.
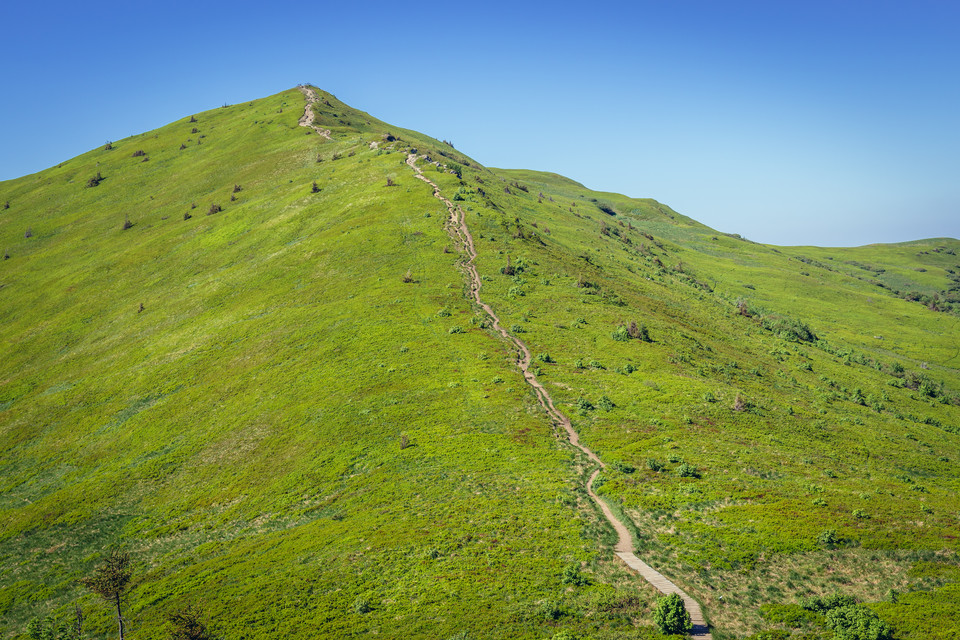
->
404;153;712;638
297;85;332;140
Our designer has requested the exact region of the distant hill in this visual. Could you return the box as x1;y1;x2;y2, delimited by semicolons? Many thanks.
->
1;86;957;639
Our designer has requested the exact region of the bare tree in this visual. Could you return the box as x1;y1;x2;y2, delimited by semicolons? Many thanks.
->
81;549;132;640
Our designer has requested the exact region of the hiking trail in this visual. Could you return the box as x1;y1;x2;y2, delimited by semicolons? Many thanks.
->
404;152;712;638
297;85;332;140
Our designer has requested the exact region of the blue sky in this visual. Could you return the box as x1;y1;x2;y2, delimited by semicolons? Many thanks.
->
1;0;957;246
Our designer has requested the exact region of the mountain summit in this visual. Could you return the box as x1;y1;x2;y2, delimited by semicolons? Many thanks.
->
1;87;958;639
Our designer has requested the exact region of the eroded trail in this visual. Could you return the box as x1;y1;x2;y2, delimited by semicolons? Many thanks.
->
404;153;711;638
297;85;332;140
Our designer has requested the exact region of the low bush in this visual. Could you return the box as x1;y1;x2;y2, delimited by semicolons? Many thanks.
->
208;204;222;215
561;564;589;586
653;593;691;634
353;597;371;614
826;604;892;640
676;463;701;479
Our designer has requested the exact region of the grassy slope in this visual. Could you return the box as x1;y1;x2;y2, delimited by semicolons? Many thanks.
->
0;89;663;639
466;166;960;637
1;87;958;639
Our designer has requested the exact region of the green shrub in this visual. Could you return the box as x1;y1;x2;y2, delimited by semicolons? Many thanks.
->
801;593;858;613
539;601;566;621
632;322;651;342
597;395;614;411
614;461;635;474
353;596;372;614
759;602;820;628
676;463;701;479
561;564;589;586
612;325;630;341
86;171;104;188
818;529;839;546
577;397;594;412
652;593;692;635
646;458;664;472
826;604;892;640
761;315;817;342
448;326;464;334
167;602;214;640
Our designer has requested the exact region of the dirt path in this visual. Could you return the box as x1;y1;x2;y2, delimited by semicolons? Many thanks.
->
297;85;332;140
404;153;712;638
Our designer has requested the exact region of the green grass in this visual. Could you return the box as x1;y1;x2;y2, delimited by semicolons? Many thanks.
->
1;86;958;638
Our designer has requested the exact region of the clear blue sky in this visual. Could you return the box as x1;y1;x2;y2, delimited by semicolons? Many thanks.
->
1;0;957;246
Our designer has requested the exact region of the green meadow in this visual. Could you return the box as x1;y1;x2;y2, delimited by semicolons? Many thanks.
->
1;87;958;639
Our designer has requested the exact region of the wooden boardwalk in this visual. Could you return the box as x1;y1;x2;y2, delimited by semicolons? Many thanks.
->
616;552;712;638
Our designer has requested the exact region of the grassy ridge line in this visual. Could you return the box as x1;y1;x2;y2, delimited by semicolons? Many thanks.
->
1;83;958;638
446;164;959;636
0;89;670;639
405;152;715;637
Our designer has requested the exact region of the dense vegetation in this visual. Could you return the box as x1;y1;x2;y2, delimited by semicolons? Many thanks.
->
1;87;957;639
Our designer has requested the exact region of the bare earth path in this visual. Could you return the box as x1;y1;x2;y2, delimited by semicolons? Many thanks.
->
404;153;712;638
297;85;332;140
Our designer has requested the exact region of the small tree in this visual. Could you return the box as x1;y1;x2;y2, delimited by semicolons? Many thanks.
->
653;593;692;635
168;603;214;640
311;181;321;193
81;549;133;640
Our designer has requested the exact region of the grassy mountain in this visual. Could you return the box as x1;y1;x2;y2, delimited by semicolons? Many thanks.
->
1;86;958;639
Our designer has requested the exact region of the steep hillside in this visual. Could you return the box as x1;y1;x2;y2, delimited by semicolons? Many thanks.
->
1;86;958;639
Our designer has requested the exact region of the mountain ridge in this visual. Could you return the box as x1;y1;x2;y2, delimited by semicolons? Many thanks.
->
1;86;958;639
